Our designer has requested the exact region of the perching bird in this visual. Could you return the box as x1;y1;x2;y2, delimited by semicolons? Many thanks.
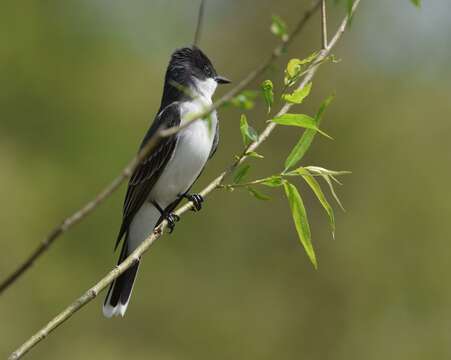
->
103;46;230;317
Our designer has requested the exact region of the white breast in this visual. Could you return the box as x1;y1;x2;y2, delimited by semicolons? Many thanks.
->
149;97;217;209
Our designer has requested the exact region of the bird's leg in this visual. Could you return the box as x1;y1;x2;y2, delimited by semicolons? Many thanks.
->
151;201;180;233
182;193;204;212
165;213;180;233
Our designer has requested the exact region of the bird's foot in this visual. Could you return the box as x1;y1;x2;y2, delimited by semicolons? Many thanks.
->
184;193;204;212
165;213;180;233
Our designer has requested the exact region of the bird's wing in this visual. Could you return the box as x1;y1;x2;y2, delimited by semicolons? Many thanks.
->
209;118;219;159
114;102;181;250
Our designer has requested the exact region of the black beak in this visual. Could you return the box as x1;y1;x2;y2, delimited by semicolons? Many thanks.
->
215;75;231;84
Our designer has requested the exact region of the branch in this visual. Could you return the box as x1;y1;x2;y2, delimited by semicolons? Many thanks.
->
0;0;322;295
8;1;360;358
321;0;328;49
193;0;205;47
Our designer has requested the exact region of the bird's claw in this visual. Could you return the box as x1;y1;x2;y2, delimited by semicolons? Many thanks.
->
186;193;204;211
166;213;180;233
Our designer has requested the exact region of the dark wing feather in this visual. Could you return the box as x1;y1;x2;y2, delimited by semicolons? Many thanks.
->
114;102;181;250
209;118;219;159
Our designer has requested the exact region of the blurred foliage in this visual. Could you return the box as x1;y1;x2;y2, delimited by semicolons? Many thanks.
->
1;0;451;359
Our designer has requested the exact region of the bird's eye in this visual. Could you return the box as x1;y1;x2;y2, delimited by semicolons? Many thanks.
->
203;65;211;76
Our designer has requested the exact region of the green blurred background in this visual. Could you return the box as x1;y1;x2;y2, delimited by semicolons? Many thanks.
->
2;0;451;359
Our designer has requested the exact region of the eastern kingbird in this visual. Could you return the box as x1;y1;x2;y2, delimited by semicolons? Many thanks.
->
103;46;230;318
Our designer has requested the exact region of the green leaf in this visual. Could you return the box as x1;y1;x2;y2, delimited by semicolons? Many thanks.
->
247;187;271;201
233;164;250;183
347;0;354;15
330;174;342;185
304;166;347;210
284;53;318;86
206;114;213;135
301;51;320;65
239;114;249;145
240;114;258;146
261;80;274;114
284;95;335;171
285;59;302;82
284;138;311;172
270;15;288;41
246;151;264;159
261;176;284;187
316;94;335;121
305;166;351;178
410;0;421;7
272;113;315;127
247;126;259;143
297;168;336;239
283;181;317;268
322;174;346;212
272;114;332;139
282;82;312;104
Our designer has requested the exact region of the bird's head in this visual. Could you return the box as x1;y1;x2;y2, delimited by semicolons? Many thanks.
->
164;46;230;102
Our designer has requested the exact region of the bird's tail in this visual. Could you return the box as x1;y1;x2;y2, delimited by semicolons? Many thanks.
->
103;241;140;318
103;202;162;318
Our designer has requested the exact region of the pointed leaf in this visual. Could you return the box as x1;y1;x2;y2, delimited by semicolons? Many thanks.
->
284;53;318;86
299;51;320;65
261;176;284;187
306;166;347;211
240;114;259;146
247;126;259;143
247;187;271;201
261;80;274;113
316;94;335;121
233;164;250;184
283;181;317;268
297;168;336;239
273;113;315;126
330;174;342;185
240;114;249;145
284;95;335;171
305;166;351;179
347;0;354;14
272;114;332;139
322;174;345;211
246;151;264;159
282;82;312;104
285;59;302;82
284;137;312;172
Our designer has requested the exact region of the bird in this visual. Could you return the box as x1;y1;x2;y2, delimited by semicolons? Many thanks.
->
103;46;230;318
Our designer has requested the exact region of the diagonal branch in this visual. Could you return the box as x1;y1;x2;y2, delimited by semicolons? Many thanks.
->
8;1;361;358
321;0;328;49
0;0;322;295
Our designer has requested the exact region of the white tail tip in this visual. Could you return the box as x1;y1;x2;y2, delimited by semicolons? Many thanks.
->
103;302;129;318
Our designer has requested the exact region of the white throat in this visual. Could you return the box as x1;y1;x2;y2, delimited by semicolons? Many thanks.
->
191;77;217;100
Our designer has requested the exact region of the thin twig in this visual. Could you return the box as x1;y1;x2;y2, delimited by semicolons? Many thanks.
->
8;1;360;358
321;0;328;49
193;0;205;47
0;0;322;295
